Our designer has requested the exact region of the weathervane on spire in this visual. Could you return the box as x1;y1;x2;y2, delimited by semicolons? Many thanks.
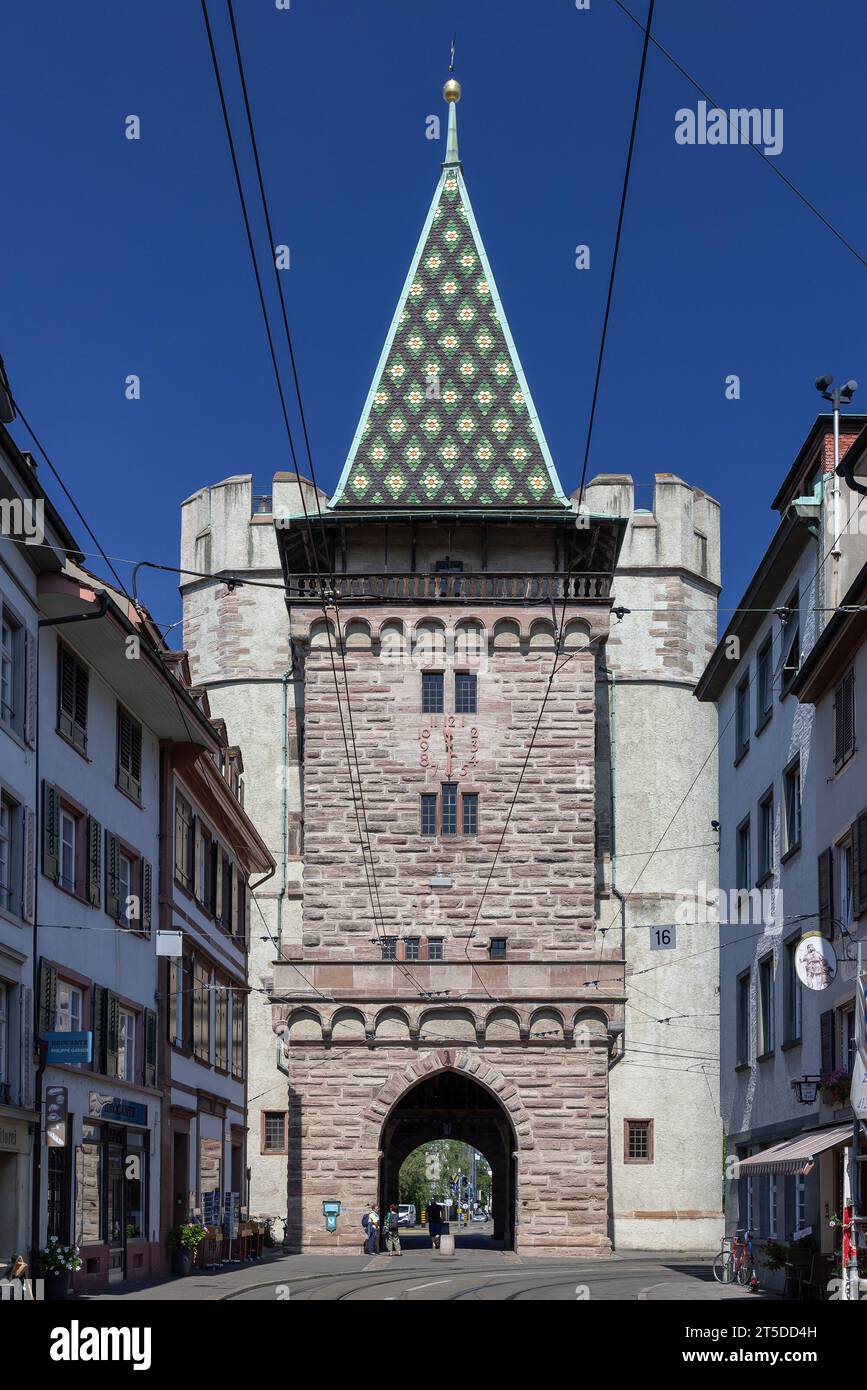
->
449;33;456;74
443;32;461;109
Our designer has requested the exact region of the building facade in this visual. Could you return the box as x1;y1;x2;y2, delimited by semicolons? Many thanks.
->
179;81;723;1253
696;413;867;1289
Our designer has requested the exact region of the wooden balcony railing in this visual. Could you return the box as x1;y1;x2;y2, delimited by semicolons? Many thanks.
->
287;572;611;602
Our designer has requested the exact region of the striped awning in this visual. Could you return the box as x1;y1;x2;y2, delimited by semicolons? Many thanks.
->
735;1124;852;1177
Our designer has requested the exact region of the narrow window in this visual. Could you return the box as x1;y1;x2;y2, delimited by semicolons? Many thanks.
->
737;970;751;1065
56;980;83;1033
441;783;457;835
57;644;88;752
758;954;775;1056
59;810;76;893
117;707;143;801
780;588;800;696
403;938;420;962
694;530;708;577
783;759;801;855
420;794;437;837
735;676;750;759
427;938;443;961
462;792;479;835
624;1119;654;1163
736;818;751;892
421;671;444;714
768;1174;779;1239
783;939;802;1044
489;938;507;960
455;672;477;715
756;636;773;728
758;790;774;882
834;669;856;767
381;937;397;961
0;792;18;915
840;839;854;929
117;1008;136;1082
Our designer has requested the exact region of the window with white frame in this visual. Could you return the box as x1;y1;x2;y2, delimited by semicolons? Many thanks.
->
0;611;21;730
768;1174;779;1238
840;839;854;931
118;1008;136;1082
783;758;801;855
0;792;16;914
56;980;82;1033
758;954;775;1056
795;1173;807;1232
59;810;76;893
117;851;136;929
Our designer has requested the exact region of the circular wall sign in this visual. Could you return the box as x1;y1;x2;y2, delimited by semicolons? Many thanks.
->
794;932;837;991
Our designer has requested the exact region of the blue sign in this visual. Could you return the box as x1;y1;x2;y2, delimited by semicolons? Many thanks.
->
44;1031;92;1066
90;1095;147;1127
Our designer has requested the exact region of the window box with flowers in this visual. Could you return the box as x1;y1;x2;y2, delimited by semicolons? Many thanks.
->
821;1070;851;1108
35;1237;82;1299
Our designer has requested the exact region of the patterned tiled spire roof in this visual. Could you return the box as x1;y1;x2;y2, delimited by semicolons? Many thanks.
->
329;80;569;512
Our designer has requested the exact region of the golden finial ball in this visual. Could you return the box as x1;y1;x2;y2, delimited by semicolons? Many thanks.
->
443;78;461;103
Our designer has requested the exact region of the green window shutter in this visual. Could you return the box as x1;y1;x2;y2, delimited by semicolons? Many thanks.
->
42;781;60;883
141;859;153;937
87;817;102;908
106;992;120;1077
818;848;833;936
214;846;223;923
854;808;867;919
105;830;119;919
24;629;37;748
22;807;36;923
38;960;57;1037
820;1008;836;1075
92;983;107;1073
144;1008;157;1087
117;708;143;800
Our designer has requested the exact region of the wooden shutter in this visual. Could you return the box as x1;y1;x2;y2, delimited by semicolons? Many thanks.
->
214;846;223;922
24;629;36;748
92;983;107;1072
231;868;239;936
854;808;867;919
194;817;203;901
42;780;59;882
86;817;102;907
104;830;119;919
144;1008;157;1087
818;848;834;936
835;672;856;765
106;992;120;1077
117;709;142;799
820;1009;836;1076
58;645;88;750
38;960;57;1037
141;858;152;937
22;807;36;923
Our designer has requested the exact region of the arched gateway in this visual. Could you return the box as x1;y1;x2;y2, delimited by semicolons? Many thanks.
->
266;76;626;1256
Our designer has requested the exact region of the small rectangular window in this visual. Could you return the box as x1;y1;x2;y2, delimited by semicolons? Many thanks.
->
403;938;420;962
381;938;397;961
262;1111;288;1154
781;588;800;696
489;938;507;960
624;1119;653;1163
117;1007;136;1082
462;793;478;836
694;530;708;577
736;818;751;892
441;784;457;835
455;672;477;715
783;939;802;1044
420;794;437;837
427;938;443;961
60;810;76;893
422;672;444;714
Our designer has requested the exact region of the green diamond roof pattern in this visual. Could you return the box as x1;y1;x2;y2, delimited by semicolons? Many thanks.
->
330;162;568;511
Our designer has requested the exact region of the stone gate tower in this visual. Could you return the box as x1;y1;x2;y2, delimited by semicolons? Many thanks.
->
266;78;626;1255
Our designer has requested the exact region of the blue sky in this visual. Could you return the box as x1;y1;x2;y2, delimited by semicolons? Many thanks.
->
2;0;867;635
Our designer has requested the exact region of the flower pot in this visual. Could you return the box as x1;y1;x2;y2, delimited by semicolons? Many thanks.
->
171;1250;192;1277
44;1271;73;1300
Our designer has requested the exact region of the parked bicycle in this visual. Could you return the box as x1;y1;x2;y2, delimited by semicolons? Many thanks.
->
713;1230;756;1287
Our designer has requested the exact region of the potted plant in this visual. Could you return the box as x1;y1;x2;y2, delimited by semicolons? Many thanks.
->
167;1221;206;1276
821;1069;851;1107
762;1240;787;1273
35;1237;82;1299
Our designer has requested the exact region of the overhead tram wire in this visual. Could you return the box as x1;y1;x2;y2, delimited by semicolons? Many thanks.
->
221;0;408;991
461;0;656;1001
198;0;433;998
611;0;867;273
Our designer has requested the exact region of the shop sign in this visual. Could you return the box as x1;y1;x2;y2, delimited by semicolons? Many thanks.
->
45;1085;68;1148
794;933;837;990
88;1093;147;1126
0;1119;30;1153
44;1031;92;1065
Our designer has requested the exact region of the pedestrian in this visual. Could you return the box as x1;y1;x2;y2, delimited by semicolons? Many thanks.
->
384;1204;402;1256
428;1198;441;1250
366;1203;380;1255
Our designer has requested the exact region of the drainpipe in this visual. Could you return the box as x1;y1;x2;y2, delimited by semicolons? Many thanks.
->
276;665;292;955
601;661;627;1066
31;590;110;1259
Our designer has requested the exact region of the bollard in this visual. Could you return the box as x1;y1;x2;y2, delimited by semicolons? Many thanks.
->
438;1233;456;1255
